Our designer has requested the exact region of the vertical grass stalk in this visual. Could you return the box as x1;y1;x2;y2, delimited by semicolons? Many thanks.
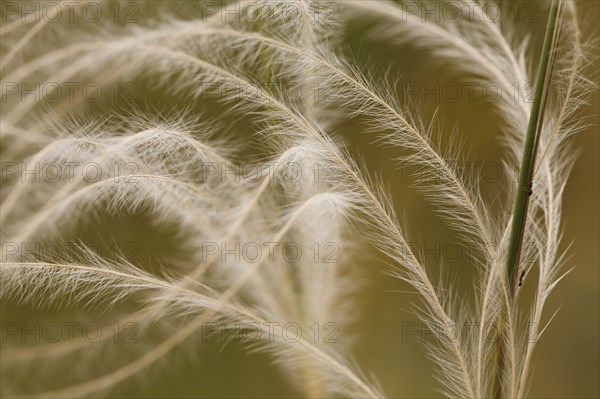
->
495;1;563;397
505;0;562;296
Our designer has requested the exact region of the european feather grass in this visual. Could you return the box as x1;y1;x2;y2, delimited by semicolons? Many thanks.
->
0;1;594;398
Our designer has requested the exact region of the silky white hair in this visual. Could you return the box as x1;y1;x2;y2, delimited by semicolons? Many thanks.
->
0;1;593;398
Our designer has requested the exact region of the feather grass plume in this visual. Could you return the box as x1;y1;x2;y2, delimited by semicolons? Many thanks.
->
0;0;595;398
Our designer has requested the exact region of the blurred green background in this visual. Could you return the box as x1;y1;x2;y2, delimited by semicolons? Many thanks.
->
1;1;598;398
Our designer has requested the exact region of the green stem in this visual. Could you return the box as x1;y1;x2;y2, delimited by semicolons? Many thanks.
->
505;0;561;297
494;2;562;398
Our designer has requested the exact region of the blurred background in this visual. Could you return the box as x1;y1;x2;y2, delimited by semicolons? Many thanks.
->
1;1;598;398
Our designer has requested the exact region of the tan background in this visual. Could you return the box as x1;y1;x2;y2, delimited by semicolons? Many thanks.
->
1;1;598;398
